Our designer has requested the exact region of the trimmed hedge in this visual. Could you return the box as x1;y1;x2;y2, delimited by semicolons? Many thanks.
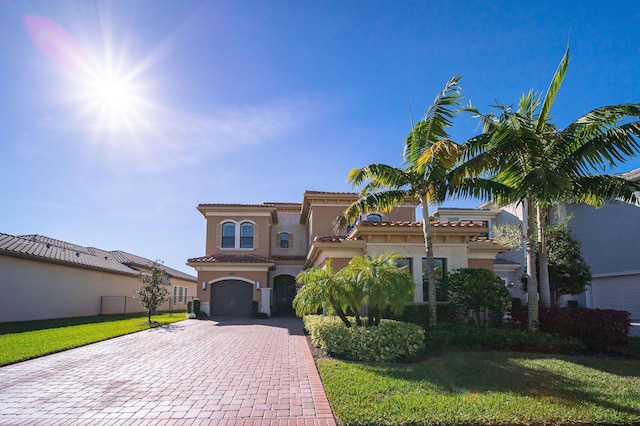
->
511;306;630;353
383;303;455;328
303;315;425;363
425;323;586;354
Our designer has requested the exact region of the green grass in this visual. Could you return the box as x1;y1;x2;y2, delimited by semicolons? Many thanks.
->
0;313;185;366
317;351;640;426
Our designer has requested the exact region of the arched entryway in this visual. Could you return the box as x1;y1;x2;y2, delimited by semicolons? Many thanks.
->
210;279;254;317
273;275;296;316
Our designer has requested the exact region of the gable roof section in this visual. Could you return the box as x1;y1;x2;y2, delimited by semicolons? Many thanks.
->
0;233;196;280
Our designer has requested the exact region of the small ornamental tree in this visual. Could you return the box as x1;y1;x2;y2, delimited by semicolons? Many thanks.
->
441;268;511;327
546;222;592;303
136;260;171;323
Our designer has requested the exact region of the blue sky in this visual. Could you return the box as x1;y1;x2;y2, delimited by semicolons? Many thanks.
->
1;1;639;274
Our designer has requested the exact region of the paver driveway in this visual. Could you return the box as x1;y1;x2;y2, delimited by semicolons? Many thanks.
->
0;318;335;426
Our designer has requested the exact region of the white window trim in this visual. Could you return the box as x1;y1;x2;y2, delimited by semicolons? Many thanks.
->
220;219;256;250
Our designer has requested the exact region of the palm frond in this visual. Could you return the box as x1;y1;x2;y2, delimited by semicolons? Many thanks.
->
570;174;640;206
347;164;410;193
538;43;569;131
403;76;462;166
337;189;413;229
563;121;640;174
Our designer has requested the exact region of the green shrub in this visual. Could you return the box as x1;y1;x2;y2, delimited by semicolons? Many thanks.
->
186;299;194;314
512;306;630;354
303;315;425;362
383;303;455;328
441;268;511;327
193;298;200;314
424;323;586;354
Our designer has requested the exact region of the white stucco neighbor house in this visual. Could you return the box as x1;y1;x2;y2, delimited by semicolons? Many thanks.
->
0;233;197;323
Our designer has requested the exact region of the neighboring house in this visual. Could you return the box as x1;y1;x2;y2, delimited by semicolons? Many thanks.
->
187;191;509;317
474;168;640;321
0;233;196;323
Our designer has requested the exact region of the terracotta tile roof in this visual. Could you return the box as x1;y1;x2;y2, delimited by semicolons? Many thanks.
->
354;220;487;228
303;190;359;196
1;233;196;280
198;203;275;208
187;253;274;264
470;236;499;244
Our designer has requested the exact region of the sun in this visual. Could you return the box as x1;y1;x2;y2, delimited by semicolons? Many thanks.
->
76;64;151;134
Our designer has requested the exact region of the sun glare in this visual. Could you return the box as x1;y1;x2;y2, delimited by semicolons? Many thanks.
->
24;15;157;138
79;69;148;133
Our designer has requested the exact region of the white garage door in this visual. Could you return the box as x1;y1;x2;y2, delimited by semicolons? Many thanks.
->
590;274;640;320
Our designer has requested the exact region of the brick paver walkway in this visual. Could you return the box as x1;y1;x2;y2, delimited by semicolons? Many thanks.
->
0;318;336;426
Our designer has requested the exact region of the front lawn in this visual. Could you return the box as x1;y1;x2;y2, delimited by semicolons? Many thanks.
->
0;313;185;366
318;351;640;425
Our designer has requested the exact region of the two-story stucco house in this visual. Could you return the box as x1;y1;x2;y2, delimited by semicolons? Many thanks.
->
187;191;508;318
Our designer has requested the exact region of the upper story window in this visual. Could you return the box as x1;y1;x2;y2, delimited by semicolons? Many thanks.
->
219;220;256;249
240;222;254;248
367;213;382;222
222;222;236;248
280;232;290;248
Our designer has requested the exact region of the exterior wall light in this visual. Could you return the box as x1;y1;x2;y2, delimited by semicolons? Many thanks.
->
202;281;207;290
256;281;261;290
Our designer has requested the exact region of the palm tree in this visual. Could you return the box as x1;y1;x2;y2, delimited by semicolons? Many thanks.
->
337;76;464;327
293;260;352;327
340;254;415;326
459;44;640;327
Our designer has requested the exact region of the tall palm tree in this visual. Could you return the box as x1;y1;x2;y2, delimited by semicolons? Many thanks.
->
458;44;640;327
337;76;464;327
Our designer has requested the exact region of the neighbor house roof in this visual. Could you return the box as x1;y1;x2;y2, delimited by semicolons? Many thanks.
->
0;233;196;281
0;233;138;276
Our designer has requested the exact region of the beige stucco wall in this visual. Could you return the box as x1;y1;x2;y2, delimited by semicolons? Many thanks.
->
271;211;307;257
205;214;272;257
0;256;144;322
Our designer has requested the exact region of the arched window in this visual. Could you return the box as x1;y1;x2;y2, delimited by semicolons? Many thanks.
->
367;213;382;222
222;222;236;248
240;222;254;248
280;232;289;248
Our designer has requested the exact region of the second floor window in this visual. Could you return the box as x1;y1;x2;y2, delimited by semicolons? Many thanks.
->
240;222;254;248
222;222;236;248
280;232;289;248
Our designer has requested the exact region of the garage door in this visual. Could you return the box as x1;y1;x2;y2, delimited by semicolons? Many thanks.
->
590;275;640;320
210;280;254;317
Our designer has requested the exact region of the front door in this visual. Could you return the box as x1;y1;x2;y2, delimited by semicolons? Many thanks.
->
273;275;296;316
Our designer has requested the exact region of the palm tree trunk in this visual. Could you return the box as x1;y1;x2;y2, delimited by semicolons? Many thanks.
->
537;205;551;308
420;194;437;327
329;296;351;327
526;200;539;330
